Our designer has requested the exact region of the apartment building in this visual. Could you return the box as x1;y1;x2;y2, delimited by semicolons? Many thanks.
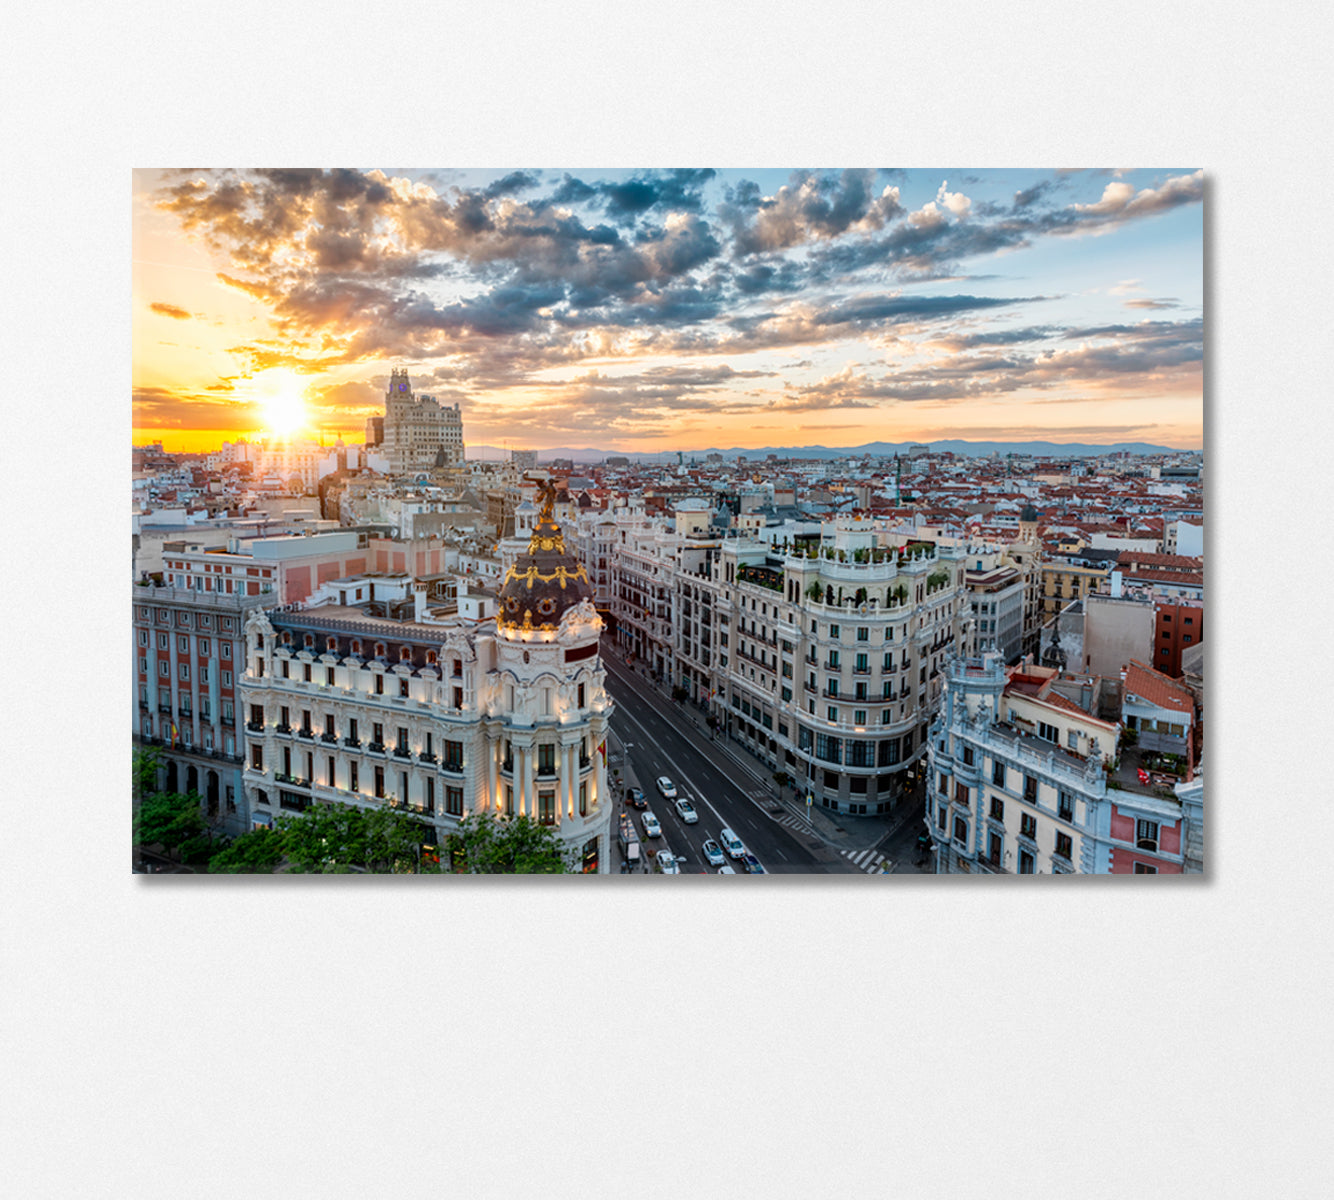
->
927;653;1199;874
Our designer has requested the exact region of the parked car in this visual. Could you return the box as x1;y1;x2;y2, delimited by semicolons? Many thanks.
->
719;827;746;859
675;797;699;823
626;786;646;809
656;776;677;799
642;811;662;838
702;838;726;867
740;853;766;874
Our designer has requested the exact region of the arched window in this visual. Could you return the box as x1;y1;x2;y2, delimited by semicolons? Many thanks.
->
425;650;437;666
304;634;315;649
327;637;338;653
351;639;362;656
399;646;411;662
374;642;386;658
282;631;292;645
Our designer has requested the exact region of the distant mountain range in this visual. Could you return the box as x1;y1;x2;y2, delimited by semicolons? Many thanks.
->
467;439;1194;464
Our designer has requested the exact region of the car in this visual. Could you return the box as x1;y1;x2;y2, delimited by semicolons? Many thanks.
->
718;827;746;859
702;838;725;867
741;853;766;874
642;811;662;838
626;786;646;809
675;797;699;823
654;850;680;874
716;865;736;874
656;776;677;799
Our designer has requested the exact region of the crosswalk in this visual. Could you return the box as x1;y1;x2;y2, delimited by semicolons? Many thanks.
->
841;847;892;874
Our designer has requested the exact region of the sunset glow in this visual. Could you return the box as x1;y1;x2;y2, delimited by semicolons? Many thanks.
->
132;168;1204;454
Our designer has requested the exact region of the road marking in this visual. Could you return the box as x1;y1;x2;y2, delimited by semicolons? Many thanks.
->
609;694;733;831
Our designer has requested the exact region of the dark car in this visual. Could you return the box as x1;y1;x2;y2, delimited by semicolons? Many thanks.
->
741;853;766;874
626;787;647;810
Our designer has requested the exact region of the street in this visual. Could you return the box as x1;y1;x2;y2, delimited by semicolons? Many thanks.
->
602;642;872;873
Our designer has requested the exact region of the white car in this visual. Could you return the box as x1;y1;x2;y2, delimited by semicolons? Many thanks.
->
716;865;736;874
702;838;726;867
719;827;746;860
654;850;681;874
675;797;699;824
656;776;677;799
642;811;662;838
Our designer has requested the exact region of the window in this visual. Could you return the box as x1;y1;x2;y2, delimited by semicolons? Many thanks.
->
938;773;949;796
178;636;189;653
955;782;969;805
986;831;1002;866
538;744;556;775
1136;819;1159;851
222;670;232;688
1058;791;1074;822
399;678;409;697
1020;813;1037;840
179;663;190;681
538;791;556;825
326;667;335;685
138;630;148;647
829;624;840;639
1055;832;1073;860
1133;862;1158;874
856;626;868;641
1024;775;1038;802
827;706;838;722
579;781;588;816
199;638;210;656
375;674;384;695
1018;850;1035;874
854;710;867;726
444;740;463;771
937;804;948;830
992;761;1005;788
222;641;231;659
1038;721;1058;743
1067;730;1079;750
350;762;359;791
250;744;263;770
990;797;1004;820
347;718;359;745
953;816;968;845
961;745;974;766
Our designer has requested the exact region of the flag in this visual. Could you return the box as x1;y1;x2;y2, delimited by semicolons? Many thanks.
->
170;720;179;746
1136;768;1150;785
598;741;606;764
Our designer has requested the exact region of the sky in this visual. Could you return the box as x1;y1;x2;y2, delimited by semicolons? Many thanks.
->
131;167;1204;454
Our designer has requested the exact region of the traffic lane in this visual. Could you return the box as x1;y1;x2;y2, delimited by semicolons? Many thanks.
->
607;671;821;870
607;672;813;866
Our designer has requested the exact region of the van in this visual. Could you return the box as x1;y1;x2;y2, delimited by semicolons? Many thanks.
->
719;827;745;860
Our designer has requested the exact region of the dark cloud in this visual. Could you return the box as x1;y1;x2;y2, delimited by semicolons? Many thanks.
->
150;302;193;319
723;169;903;255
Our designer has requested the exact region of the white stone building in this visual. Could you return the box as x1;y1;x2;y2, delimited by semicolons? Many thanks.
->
382;369;465;475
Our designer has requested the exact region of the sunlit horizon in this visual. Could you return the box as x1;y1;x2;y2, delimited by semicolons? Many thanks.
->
133;168;1205;455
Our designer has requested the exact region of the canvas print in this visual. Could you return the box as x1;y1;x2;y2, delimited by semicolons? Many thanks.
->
132;168;1204;874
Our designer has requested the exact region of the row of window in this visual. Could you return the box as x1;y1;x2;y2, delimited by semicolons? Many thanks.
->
139;631;233;657
141;659;234;687
138;609;236;631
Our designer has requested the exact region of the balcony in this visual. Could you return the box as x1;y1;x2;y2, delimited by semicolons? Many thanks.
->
418;751;437;764
296;728;314;741
245;720;264;732
275;723;292;735
393;746;413;760
158;704;172;715
366;742;386;755
344;737;361;749
321;733;339;744
273;773;311;788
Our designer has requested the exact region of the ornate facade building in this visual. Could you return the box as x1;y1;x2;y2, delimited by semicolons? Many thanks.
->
382;368;465;475
238;482;614;870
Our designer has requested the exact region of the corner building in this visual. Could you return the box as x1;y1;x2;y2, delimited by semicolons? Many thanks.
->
239;492;614;871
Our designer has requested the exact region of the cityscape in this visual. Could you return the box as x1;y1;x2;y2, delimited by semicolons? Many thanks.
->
132;167;1204;874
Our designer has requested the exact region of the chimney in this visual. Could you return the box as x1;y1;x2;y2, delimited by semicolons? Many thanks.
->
413;584;426;622
1110;570;1122;598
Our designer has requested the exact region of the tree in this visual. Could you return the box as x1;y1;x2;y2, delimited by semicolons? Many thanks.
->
278;802;426;873
446;811;571;874
135;790;206;854
133;747;163;803
772;770;793;801
206;826;286;874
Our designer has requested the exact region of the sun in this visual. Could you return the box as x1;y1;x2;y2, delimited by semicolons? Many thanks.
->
250;368;311;438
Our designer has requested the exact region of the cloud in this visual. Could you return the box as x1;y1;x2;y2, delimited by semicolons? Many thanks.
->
1073;169;1204;222
722;170;903;255
150;302;193;319
1124;298;1179;310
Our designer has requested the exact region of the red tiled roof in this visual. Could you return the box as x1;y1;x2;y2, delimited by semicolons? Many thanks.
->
1123;659;1193;715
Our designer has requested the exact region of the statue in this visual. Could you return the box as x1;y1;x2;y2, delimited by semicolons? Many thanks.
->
526;474;558;521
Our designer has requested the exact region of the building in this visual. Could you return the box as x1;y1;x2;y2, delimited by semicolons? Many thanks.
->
237;482;615;870
381;369;465;474
926;653;1200;874
1152;599;1204;678
510;449;537;471
962;544;1025;662
134;581;269;834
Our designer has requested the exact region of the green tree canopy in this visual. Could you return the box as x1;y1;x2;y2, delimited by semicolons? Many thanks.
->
278;802;426;874
134;747;163;803
135;790;206;852
447;812;571;874
206;826;286;874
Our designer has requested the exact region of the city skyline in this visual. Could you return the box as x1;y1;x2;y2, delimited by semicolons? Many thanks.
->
133;168;1204;454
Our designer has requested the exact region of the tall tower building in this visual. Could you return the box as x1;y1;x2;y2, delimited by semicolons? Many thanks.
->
382;368;465;474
